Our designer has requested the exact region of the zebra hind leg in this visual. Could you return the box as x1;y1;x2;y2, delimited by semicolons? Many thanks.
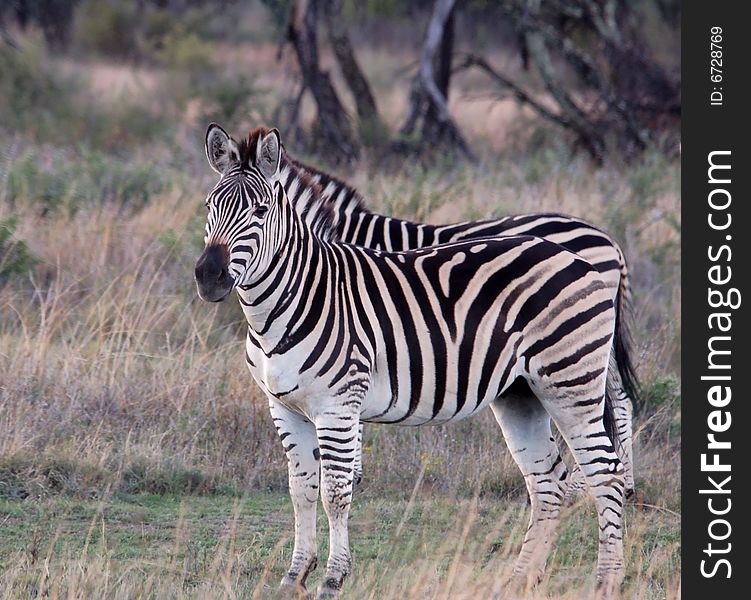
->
541;393;626;599
613;384;635;496
353;423;364;488
490;389;568;591
564;360;635;505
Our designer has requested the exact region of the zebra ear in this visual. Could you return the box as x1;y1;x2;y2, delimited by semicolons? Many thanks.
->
205;123;239;175
257;129;281;180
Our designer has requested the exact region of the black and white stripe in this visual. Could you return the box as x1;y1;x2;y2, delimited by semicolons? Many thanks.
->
194;125;626;599
286;156;638;498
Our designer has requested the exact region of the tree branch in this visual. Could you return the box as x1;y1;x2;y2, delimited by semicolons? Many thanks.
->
455;54;574;131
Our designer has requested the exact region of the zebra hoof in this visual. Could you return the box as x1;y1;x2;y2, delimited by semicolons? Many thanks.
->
277;581;311;599
315;578;342;600
510;567;545;593
594;576;623;600
594;567;625;600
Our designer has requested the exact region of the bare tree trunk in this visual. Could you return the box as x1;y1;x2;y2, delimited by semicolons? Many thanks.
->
287;0;359;164
424;4;453;133
322;0;385;145
396;0;474;162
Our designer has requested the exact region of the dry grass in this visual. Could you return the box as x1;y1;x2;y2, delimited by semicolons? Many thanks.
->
0;492;679;600
0;494;680;599
0;154;680;598
0;12;680;599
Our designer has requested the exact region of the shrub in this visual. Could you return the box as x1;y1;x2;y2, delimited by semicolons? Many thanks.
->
0;217;36;284
639;374;680;415
4;148;166;215
0;39;77;140
152;24;213;72
199;74;266;125
80;100;170;151
72;0;140;59
4;154;69;215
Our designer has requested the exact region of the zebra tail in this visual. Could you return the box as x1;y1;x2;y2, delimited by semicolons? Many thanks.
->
603;386;618;448
613;270;641;414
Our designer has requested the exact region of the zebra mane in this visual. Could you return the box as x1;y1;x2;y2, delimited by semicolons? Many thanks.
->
236;127;338;240
286;155;367;215
236;126;276;170
282;158;340;241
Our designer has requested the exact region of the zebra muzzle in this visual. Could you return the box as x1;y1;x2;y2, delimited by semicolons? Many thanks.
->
195;244;234;302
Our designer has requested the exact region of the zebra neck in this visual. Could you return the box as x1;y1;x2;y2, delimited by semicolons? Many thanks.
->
276;160;338;240
236;207;337;350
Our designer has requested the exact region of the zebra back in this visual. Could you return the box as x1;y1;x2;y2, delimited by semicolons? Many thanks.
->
285;154;640;412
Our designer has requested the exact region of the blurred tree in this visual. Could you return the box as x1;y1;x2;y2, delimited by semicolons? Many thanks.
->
4;0;77;48
457;0;681;161
394;0;474;161
285;0;360;164
259;0;680;163
322;0;386;146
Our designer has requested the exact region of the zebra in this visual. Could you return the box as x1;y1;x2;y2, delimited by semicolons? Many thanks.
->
194;124;626;599
278;154;639;501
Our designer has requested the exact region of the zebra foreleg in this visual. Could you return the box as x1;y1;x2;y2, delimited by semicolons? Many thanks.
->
269;400;320;598
491;392;567;591
313;410;360;600
542;395;626;599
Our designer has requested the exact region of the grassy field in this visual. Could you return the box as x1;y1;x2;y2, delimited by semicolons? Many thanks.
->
1;5;680;599
0;491;679;599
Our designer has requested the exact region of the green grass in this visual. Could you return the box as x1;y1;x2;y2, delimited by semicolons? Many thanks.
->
0;490;679;599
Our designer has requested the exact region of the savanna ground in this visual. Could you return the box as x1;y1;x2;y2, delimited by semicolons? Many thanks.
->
0;3;680;598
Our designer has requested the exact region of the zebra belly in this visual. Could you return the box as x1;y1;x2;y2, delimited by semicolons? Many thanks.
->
244;324;523;426
359;354;519;426
356;304;526;425
361;403;487;426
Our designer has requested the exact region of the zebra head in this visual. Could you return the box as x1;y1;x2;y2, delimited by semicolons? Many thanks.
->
195;124;282;302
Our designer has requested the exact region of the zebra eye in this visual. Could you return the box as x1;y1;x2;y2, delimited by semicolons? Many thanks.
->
254;204;269;218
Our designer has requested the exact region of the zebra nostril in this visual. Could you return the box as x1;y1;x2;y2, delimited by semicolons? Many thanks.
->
217;267;228;283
